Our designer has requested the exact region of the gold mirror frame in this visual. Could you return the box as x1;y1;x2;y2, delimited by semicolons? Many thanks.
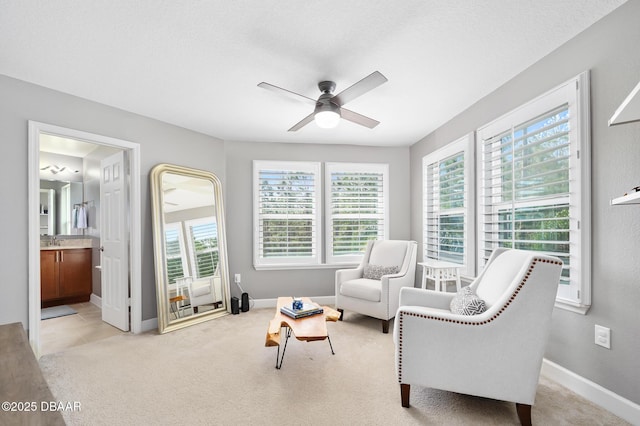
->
150;164;230;333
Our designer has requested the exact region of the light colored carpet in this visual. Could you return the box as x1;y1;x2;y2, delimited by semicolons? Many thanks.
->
39;308;628;425
41;305;77;320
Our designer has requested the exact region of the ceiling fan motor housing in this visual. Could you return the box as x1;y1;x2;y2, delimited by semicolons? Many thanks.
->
318;80;336;94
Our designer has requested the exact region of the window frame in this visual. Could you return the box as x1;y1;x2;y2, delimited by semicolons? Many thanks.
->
422;133;475;278
476;71;591;313
325;162;389;265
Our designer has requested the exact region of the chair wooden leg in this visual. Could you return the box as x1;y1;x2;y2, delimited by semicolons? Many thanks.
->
337;309;344;321
516;403;532;426
382;319;389;334
400;384;410;407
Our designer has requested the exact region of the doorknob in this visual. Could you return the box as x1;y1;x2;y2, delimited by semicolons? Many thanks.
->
100;246;105;252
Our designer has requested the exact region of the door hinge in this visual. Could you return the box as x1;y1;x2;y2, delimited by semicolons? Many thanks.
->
127;298;131;307
576;149;580;159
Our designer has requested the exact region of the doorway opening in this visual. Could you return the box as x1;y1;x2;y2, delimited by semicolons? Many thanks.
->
28;121;142;358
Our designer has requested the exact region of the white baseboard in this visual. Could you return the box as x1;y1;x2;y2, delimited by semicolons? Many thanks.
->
541;359;640;424
90;293;101;308
145;296;334;327
141;318;157;333
249;295;335;309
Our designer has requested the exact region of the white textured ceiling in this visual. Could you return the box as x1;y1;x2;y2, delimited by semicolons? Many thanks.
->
0;1;627;147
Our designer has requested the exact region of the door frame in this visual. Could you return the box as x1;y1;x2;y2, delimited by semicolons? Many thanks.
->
28;121;142;357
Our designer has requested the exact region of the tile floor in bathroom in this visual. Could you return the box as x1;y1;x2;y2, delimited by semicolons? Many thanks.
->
40;302;125;356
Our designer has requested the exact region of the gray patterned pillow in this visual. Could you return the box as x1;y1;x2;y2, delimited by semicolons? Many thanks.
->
450;287;487;315
363;264;400;280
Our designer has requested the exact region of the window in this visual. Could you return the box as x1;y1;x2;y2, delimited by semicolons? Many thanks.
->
253;160;390;269
423;134;475;277
186;217;219;278
253;161;322;267
326;163;389;264
164;223;188;285
477;72;590;312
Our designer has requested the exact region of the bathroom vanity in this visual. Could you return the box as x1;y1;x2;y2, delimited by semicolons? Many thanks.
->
40;245;92;308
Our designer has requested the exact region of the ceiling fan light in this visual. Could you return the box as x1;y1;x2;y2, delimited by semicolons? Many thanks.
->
314;109;341;129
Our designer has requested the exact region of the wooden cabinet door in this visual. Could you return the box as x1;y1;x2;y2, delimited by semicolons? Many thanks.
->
58;249;92;298
40;250;59;301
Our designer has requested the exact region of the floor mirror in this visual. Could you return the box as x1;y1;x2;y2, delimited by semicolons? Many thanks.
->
150;164;230;333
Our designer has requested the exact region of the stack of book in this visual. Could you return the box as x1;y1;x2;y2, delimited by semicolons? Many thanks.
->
280;302;324;319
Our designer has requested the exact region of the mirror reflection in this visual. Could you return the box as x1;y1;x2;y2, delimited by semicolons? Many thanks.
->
39;180;84;236
151;164;230;333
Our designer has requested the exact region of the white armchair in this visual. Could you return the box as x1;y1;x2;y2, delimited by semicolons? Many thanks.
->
336;240;417;333
393;248;563;425
189;276;223;312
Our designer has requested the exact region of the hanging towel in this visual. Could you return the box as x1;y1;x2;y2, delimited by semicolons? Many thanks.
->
71;207;78;229
76;206;88;229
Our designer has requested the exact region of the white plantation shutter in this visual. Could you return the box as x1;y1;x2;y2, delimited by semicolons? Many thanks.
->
164;223;188;285
326;163;389;264
186;218;218;278
480;105;571;283
480;105;570;269
254;161;321;267
423;134;474;276
477;72;590;311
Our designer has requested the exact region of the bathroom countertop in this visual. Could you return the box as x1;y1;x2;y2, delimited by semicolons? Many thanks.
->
40;239;93;250
40;245;92;250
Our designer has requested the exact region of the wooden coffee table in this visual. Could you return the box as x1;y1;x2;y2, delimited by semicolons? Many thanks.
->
265;297;340;369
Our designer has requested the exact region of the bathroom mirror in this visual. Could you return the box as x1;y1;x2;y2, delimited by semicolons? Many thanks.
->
39;180;85;236
150;164;230;333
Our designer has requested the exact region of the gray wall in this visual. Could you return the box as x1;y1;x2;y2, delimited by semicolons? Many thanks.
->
409;0;640;404
0;74;410;326
0;74;226;325
224;140;411;300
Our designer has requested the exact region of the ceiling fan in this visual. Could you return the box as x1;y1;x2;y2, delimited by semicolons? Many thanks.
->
258;71;388;131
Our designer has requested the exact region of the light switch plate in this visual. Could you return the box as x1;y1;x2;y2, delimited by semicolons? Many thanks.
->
595;324;611;349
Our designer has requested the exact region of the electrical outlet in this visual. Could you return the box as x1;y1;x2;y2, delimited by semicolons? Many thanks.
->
234;274;241;284
594;325;611;349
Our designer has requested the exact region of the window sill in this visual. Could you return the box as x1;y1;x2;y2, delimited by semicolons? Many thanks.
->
254;263;358;271
554;299;590;315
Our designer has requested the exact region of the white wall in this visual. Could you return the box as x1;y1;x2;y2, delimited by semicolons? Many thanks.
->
409;0;640;405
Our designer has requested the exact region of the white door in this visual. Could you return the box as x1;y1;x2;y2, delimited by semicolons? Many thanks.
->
100;151;129;331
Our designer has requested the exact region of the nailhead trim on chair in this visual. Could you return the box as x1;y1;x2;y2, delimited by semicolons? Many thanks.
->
397;258;562;383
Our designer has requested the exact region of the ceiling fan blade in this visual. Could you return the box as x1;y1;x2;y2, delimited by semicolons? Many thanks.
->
339;108;380;129
258;82;317;105
288;113;315;132
332;71;388;107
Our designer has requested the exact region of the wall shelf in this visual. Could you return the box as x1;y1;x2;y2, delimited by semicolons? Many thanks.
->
609;80;640;126
611;191;640;206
